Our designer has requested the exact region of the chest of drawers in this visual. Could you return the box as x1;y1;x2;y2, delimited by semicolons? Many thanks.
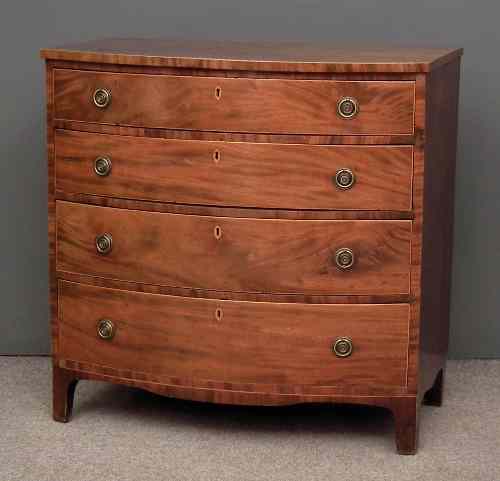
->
41;39;462;454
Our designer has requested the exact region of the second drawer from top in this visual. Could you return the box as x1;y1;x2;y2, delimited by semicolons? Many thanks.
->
55;130;413;211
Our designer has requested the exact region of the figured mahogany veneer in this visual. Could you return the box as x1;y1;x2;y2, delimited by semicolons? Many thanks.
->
56;201;411;295
54;69;415;135
59;281;410;389
55;130;413;210
41;38;462;73
42;39;462;455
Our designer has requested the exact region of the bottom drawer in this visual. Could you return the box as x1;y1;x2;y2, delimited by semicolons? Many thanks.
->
58;281;410;390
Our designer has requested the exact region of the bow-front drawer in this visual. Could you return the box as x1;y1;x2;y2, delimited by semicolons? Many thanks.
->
56;202;411;295
58;281;410;389
53;69;415;135
55;130;414;210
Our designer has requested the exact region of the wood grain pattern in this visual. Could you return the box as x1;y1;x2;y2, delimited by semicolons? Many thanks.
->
55;129;413;210
57;271;412;305
392;396;419;455
45;62;59;360
54;69;415;135
419;59;460;398
55;361;415;410
41;38;462;73
405;74;426;395
58;281;410;389
48;59;422;80
56;202;412;296
54;118;417;146
54;359;418;453
42;43;462;454
55;192;414;220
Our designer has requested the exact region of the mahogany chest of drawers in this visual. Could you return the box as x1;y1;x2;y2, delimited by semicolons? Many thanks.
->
41;39;462;454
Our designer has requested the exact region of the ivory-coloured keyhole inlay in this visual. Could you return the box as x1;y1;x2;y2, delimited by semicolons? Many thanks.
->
214;225;223;240
213;150;221;163
215;86;222;100
215;307;223;322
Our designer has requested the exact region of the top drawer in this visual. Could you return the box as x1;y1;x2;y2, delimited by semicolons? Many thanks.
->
53;69;415;135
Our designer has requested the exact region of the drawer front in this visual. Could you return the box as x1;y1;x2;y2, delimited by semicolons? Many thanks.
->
58;281;410;389
54;69;415;135
55;130;413;211
56;202;411;295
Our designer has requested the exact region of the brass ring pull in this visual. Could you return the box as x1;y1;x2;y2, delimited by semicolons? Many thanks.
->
334;168;355;190
333;337;353;357
337;97;359;119
95;233;113;255
93;88;111;108
97;319;115;340
335;247;355;270
94;156;112;177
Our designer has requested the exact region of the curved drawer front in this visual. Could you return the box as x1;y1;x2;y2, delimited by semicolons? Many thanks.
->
54;69;415;135
55;130;413;211
58;281;410;389
56;202;411;295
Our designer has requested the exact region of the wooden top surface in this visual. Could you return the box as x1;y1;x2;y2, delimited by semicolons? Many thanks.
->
41;38;462;73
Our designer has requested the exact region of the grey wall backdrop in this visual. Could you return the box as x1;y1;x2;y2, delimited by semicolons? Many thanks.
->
0;0;497;357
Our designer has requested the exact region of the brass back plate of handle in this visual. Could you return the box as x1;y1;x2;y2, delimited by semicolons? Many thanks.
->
93;88;111;108
333;337;353;357
337;97;359;119
97;319;115;340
